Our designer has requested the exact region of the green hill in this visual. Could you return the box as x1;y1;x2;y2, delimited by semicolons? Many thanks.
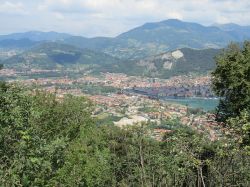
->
3;42;120;70
103;48;221;78
3;43;221;78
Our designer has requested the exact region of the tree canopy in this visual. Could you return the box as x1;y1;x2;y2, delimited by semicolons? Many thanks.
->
212;41;250;153
212;41;250;121
0;83;249;186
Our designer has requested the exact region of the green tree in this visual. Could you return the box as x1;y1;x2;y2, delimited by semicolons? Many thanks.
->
227;110;250;153
162;125;250;186
212;41;250;122
0;84;112;186
0;84;33;186
212;41;250;153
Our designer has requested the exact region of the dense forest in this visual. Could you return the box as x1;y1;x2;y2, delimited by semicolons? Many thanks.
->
0;42;250;186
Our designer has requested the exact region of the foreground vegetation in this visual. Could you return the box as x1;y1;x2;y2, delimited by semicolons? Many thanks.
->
0;42;250;186
0;83;249;186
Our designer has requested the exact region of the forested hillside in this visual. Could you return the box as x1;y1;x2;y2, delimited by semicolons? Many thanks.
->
3;42;120;70
2;42;220;78
100;48;220;78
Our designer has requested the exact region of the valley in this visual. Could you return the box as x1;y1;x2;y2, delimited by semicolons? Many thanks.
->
1;3;250;184
1;19;246;141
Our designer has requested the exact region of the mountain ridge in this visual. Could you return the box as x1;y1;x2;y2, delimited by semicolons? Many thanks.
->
0;31;72;42
64;19;249;59
1;19;250;60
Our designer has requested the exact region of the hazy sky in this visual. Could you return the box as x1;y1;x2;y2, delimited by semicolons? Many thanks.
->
0;0;250;37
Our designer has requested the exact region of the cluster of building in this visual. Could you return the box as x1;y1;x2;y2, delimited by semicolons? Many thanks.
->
129;84;214;98
19;77;74;86
0;68;17;77
88;92;222;141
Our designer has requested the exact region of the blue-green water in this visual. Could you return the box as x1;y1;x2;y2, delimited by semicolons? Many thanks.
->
162;97;219;111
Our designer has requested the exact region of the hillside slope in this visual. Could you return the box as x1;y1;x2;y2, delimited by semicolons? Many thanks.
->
64;19;244;59
0;38;39;49
3;42;120;70
103;48;221;78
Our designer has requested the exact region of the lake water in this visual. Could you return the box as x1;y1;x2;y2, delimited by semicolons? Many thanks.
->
161;97;219;111
124;89;219;111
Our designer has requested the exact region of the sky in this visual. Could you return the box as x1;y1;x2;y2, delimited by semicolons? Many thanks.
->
0;0;250;37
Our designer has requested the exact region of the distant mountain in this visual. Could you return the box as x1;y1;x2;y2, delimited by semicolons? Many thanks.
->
64;19;249;59
102;48;221;78
0;31;72;42
213;23;250;41
3;42;120;70
1;20;250;60
116;19;231;47
0;38;39;49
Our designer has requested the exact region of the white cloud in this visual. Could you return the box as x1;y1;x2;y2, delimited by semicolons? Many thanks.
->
0;0;250;36
0;1;28;15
